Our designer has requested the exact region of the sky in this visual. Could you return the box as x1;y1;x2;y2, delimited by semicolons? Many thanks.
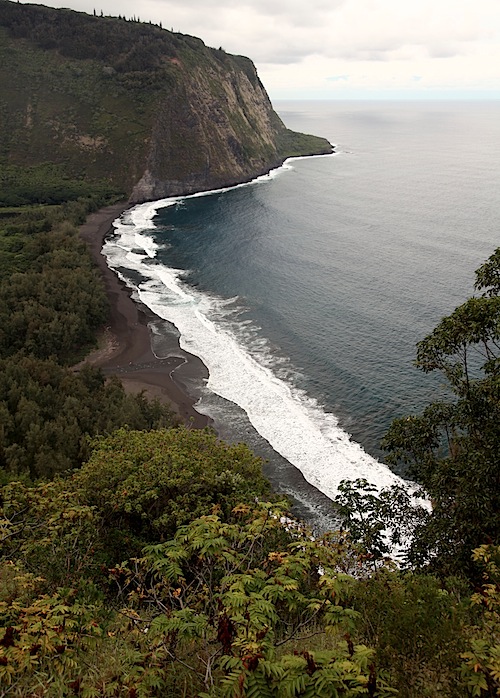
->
17;0;500;99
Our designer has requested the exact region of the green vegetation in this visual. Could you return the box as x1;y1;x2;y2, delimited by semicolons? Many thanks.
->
0;493;388;697
0;3;499;696
74;428;271;555
0;163;121;207
336;248;500;581
0;360;177;480
0;0;331;206
0;227;108;361
0;170;177;485
2;465;500;696
276;129;333;158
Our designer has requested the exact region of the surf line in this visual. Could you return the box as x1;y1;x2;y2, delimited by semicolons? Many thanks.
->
105;149;412;502
115;148;338;240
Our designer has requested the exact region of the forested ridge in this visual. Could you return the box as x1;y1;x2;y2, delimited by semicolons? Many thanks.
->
2;4;500;697
0;0;331;204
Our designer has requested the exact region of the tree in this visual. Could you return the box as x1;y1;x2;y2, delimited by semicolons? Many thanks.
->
0;357;177;479
0;479;100;587
334;479;428;567
73;427;272;556
460;544;500;696
114;503;396;697
379;247;500;577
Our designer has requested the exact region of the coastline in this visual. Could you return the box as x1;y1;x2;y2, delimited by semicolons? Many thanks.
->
76;151;336;432
77;199;343;532
78;203;211;429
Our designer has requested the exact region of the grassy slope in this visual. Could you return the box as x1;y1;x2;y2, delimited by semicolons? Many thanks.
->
0;24;156;193
0;1;331;199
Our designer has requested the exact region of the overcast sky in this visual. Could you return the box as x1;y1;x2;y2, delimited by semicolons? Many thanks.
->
18;0;500;99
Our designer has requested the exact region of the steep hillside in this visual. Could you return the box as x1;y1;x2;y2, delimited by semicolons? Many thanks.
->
0;1;332;203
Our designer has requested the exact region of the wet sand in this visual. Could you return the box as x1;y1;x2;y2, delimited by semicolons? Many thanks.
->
77;203;343;532
78;203;211;429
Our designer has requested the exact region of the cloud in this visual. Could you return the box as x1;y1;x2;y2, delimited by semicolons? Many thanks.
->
17;0;500;97
27;0;498;61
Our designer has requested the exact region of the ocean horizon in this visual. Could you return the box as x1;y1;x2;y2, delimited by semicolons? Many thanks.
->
103;100;500;529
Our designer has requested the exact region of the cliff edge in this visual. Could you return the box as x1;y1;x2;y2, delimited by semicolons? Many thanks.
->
0;1;332;204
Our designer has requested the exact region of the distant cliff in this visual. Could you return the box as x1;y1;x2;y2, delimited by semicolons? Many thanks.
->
0;1;332;204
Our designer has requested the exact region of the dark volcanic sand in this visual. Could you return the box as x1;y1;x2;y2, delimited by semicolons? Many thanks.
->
78;203;211;429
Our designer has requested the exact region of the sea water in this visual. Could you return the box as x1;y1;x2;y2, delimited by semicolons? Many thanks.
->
103;100;500;527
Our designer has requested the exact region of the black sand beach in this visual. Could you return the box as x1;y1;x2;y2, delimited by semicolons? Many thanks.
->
78;203;211;429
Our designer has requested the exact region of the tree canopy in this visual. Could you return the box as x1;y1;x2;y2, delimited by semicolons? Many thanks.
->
338;246;500;579
73;427;272;555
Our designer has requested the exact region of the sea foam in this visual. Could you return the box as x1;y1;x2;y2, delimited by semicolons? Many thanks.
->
103;157;406;502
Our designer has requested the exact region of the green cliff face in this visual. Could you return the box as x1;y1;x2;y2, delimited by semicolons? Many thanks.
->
0;1;332;203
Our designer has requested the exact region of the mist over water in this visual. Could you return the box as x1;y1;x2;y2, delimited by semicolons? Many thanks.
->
103;101;500;524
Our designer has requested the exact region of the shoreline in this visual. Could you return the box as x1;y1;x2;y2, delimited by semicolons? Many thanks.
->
75;153;333;431
78;202;211;429
77;200;342;532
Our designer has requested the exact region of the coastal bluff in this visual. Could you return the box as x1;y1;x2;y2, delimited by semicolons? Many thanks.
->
0;0;332;204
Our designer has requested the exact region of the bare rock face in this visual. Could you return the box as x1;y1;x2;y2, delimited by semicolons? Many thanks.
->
0;1;332;203
130;60;287;203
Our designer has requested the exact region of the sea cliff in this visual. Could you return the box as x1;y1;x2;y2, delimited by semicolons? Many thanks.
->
0;0;332;203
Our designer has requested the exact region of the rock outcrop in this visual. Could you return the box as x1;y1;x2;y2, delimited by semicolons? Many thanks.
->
0;1;332;203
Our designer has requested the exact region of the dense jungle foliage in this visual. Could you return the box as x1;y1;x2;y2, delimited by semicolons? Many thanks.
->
1;167;500;696
0;177;178;482
1;5;500;694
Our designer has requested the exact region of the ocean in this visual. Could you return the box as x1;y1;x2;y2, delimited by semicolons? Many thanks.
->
103;100;500;528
